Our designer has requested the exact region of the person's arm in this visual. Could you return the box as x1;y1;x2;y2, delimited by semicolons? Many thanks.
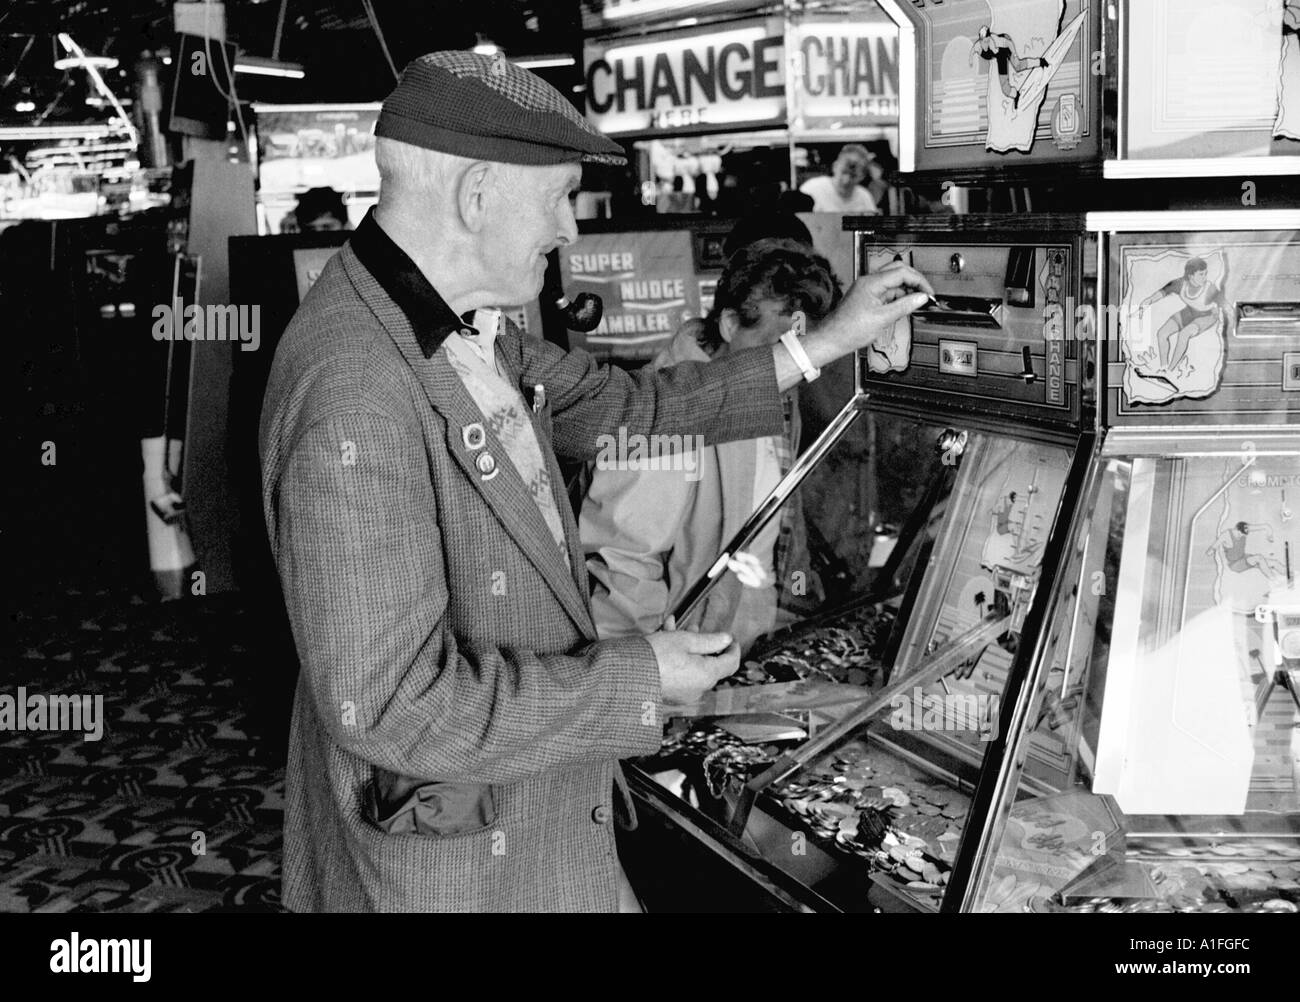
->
270;409;666;786
1140;279;1181;308
581;461;696;638
521;263;931;461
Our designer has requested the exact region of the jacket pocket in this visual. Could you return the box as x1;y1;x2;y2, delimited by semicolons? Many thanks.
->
364;768;498;838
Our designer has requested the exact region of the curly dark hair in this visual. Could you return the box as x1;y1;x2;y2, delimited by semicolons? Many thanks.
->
696;238;842;353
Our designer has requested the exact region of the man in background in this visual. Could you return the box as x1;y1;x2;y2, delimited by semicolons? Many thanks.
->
799;144;879;214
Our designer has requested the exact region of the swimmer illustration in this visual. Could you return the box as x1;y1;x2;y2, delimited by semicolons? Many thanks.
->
1208;521;1286;583
992;491;1021;536
1121;247;1228;406
982;476;1048;574
970;26;1049;110
1134;257;1224;378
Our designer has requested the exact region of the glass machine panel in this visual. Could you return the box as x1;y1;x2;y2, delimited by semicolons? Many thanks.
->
969;218;1300;914
1120;0;1300;164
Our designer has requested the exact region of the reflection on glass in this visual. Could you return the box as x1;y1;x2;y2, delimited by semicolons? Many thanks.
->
642;412;1079;911
974;449;1300;913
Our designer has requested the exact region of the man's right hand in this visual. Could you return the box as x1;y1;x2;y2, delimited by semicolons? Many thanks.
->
646;629;740;706
774;262;932;391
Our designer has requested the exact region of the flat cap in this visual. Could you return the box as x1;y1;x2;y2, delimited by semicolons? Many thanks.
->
376;51;626;166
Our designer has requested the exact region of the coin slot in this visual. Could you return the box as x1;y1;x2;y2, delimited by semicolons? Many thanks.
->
915;295;1003;329
1236;302;1300;338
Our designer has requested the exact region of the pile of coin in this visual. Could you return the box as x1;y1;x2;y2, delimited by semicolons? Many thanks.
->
736;604;897;687
701;742;778;798
654;723;747;761
768;740;972;904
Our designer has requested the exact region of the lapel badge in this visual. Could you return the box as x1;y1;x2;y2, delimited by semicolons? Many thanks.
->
476;451;498;481
531;383;546;415
462;423;486;451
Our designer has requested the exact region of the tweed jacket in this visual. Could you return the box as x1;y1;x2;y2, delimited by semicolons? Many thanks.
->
258;217;783;912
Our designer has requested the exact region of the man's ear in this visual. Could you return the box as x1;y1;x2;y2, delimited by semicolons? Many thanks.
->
456;161;495;232
718;308;740;344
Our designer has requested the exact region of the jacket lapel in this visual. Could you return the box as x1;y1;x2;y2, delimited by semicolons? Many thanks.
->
496;337;595;634
342;247;596;638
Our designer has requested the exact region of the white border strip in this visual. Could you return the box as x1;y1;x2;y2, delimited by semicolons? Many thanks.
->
1087;210;1300;232
1105;157;1300;179
876;0;915;174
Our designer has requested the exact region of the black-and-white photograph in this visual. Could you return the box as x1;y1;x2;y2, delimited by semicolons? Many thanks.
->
2;0;1298;979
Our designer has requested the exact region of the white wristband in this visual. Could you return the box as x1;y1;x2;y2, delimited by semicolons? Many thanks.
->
780;329;821;383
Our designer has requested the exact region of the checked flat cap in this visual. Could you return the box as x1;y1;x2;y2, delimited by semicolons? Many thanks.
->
376;51;626;166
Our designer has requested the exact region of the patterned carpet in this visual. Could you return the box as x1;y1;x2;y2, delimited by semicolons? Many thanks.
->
2;591;291;913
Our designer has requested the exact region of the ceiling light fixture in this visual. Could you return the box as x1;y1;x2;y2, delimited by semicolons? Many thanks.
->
53;53;119;71
472;34;500;56
0;124;116;141
14;100;36;112
234;55;305;78
514;55;576;69
54;35;138;149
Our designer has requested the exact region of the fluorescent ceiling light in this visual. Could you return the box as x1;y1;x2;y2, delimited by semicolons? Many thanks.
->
604;0;731;19
14;101;36;112
514;55;576;69
472;34;500;56
235;55;305;78
0;124;116;140
54;54;119;70
55;34;138;148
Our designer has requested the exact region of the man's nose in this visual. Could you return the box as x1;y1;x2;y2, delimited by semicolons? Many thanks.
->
556;205;578;247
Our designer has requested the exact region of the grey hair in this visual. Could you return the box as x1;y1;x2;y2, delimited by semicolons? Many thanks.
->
375;137;478;201
835;143;872;168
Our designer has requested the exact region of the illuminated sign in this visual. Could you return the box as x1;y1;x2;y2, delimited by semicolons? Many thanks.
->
790;21;900;130
584;17;899;135
584;21;786;135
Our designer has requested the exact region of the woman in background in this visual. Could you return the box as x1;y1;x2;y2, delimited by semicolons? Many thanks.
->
581;239;841;651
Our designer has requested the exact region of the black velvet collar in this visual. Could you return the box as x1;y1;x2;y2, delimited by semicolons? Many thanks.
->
349;207;475;359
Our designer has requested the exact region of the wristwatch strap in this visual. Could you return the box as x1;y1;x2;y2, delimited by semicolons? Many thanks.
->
780;329;821;383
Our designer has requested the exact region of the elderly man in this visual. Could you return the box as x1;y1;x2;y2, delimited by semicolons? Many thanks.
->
259;51;930;913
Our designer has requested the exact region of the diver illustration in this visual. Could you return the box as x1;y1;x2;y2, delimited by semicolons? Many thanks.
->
970;26;1050;110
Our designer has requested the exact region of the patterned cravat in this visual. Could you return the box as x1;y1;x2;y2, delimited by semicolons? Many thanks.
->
442;312;570;566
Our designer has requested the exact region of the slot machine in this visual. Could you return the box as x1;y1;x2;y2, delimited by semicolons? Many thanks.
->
624;214;1100;913
620;1;1300;913
961;210;1300;912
